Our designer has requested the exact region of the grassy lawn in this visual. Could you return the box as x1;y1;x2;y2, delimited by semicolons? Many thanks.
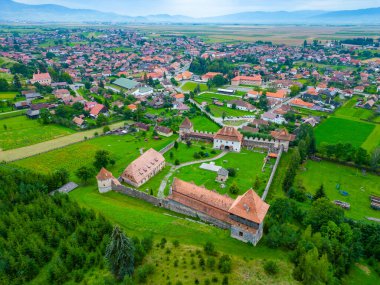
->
314;117;375;148
361;125;380;151
0;116;75;151
196;92;242;102
295;160;380;220
0;110;26;119
168;150;270;198
334;97;375;121
13;132;177;180
190;115;221;132
181;81;208;92
0;91;18;99
164;141;221;164
342;262;380;285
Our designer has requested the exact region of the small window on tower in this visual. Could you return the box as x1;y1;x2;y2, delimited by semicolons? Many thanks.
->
239;231;243;237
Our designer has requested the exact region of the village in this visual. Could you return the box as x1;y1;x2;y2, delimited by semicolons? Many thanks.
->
0;25;380;285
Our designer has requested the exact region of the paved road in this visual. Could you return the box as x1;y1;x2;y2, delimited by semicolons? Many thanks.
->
157;151;228;198
0;121;126;162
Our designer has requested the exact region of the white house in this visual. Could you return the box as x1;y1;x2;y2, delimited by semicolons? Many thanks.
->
96;167;119;193
213;126;243;152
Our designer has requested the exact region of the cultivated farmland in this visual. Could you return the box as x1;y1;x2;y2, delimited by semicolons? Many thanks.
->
314;117;375;148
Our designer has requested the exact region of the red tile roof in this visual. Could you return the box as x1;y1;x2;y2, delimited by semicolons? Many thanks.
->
214;127;243;142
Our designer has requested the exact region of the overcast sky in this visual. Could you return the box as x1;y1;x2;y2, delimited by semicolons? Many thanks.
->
15;0;380;17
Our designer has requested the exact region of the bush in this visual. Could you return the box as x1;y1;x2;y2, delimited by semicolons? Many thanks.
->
207;257;216;270
173;240;180;248
263;260;279;275
218;255;232;274
103;125;110;133
174;159;180;166
226;168;236;177
193;152;201;159
135;263;155;283
211;276;218;283
204;242;216;256
229;183;240;195
222;276;229;285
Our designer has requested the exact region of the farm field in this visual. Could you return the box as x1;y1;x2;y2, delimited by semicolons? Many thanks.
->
361;125;380;151
13;131;177;180
164;141;221;165
314;117;375;148
295;160;380;220
0;91;18;99
334;97;375;121
181;81;208;92
167;150;271;198
0;121;128;162
0;116;75;151
190;115;221;132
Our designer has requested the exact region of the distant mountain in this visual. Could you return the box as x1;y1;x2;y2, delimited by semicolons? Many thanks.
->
1;0;380;24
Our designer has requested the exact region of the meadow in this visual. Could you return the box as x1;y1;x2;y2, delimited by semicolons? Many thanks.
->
334;97;375;121
295;160;380;220
164;141;221;165
13;131;177;180
0;91;18;99
190;114;221;132
181;81;208;92
314;117;375;148
167;150;271;198
0;116;75;150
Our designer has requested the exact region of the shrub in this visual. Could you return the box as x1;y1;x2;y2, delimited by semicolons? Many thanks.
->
229;183;240;195
193;152;201;159
207;257;216;270
211;276;218;283
160;238;167;249
218;255;232;274
222;276;229;285
204;241;216;256
135;264;155;283
263;260;279;275
173;240;180;248
205;279;210;285
174;159;180;166
103;125;110;133
226;168;236;177
210;150;216;154
201;146;206;150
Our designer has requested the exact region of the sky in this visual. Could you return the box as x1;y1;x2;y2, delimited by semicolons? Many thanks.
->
14;0;380;17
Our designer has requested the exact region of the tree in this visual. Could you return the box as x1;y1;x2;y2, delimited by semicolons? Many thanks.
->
84;81;92;90
0;78;9;91
370;147;380;170
306;198;344;231
13;74;22;90
75;166;94;184
229;183;240;195
94;150;111;170
204;241;216;256
293;247;333;285
218;255;232;274
174;141;179;150
222;111;226;121
186;140;192;148
39;108;51;124
103;125;110;133
259;94;268;111
313;184;326;201
354;147;368;166
105;226;135;281
96;113;108;126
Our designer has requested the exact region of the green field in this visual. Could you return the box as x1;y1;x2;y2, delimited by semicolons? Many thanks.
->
314;117;375;148
0;91;18;99
0;56;17;68
189;115;221;132
13;131;177;180
295;160;380;220
164;141;221;164
334;97;375;121
0;116;75;150
181;81;208;92
168;150;271;197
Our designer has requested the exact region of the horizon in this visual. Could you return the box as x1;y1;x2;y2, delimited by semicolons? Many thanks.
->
12;0;380;17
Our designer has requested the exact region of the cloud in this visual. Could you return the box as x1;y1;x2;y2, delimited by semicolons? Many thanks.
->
14;0;380;17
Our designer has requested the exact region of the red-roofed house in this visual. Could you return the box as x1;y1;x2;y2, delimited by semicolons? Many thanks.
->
31;72;51;86
90;104;107;118
231;75;262;86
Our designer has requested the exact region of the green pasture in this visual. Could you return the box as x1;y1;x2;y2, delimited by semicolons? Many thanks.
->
181;81;208;92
